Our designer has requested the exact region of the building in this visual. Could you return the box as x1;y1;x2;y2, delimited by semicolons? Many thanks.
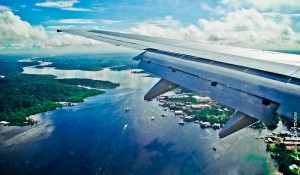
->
289;164;299;170
170;105;180;110
284;137;300;141
189;104;210;109
174;110;184;115
192;96;212;103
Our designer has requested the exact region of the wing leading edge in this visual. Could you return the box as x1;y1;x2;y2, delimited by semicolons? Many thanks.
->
58;29;300;138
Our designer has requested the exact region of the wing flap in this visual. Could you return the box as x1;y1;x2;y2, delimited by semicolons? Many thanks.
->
144;78;179;100
219;111;258;138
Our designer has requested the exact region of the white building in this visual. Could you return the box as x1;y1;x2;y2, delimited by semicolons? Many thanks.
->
190;104;210;109
192;96;212;103
174;110;183;115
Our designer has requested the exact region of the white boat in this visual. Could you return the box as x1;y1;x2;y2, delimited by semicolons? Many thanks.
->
125;108;130;112
151;116;155;120
200;122;211;128
178;121;185;125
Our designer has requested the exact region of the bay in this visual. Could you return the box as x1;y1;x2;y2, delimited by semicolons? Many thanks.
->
0;54;279;175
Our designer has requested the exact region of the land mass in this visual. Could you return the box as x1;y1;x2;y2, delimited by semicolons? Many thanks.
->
34;54;137;71
57;78;120;89
0;58;119;126
159;87;281;129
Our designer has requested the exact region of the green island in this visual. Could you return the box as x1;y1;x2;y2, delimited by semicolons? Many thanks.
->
0;58;119;126
262;118;300;175
161;94;235;124
159;88;281;127
35;54;137;71
57;78;120;89
267;143;300;175
160;87;281;128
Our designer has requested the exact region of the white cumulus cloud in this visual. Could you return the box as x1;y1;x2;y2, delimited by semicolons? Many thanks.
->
0;8;110;53
0;5;10;11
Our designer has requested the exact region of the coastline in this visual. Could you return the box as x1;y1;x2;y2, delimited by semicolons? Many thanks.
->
0;59;119;126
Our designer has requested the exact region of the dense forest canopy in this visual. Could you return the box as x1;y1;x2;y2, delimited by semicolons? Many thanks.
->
0;58;119;126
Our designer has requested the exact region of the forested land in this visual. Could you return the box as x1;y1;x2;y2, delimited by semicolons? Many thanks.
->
0;58;118;126
35;54;137;71
57;78;119;89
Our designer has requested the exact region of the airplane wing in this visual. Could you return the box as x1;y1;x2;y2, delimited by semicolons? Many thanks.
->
57;29;300;138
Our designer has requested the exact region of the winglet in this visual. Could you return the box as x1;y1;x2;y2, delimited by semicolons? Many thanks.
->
219;111;258;138
144;78;179;101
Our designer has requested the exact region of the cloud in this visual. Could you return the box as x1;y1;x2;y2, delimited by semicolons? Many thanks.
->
100;19;122;25
262;13;300;19
198;9;300;49
0;8;111;53
131;16;185;39
0;5;11;11
135;16;181;27
200;3;227;15
46;25;76;30
45;18;122;26
221;0;300;13
131;9;300;50
35;0;92;12
0;10;48;49
1;5;299;53
57;19;96;24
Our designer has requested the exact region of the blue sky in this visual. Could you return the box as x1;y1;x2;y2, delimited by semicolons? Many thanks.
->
0;0;300;53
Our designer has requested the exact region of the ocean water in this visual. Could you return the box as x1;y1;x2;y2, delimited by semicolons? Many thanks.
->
0;54;279;175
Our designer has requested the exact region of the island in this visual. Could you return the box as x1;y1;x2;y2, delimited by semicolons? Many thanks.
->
157;87;280;129
0;58;119;126
34;54;137;71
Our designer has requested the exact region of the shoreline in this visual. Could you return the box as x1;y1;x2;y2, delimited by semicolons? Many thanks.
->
0;59;121;127
0;93;106;148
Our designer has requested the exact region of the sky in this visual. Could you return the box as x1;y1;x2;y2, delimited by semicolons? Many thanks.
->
0;0;300;54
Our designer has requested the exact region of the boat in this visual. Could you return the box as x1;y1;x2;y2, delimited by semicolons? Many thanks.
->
151;116;155;120
212;123;221;129
125;108;130;112
213;147;217;151
178;121;185;125
200;122;211;128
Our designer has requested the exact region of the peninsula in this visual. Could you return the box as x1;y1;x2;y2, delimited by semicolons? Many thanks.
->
0;58;119;126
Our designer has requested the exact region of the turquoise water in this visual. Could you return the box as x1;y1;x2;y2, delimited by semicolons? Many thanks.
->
0;54;279;175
